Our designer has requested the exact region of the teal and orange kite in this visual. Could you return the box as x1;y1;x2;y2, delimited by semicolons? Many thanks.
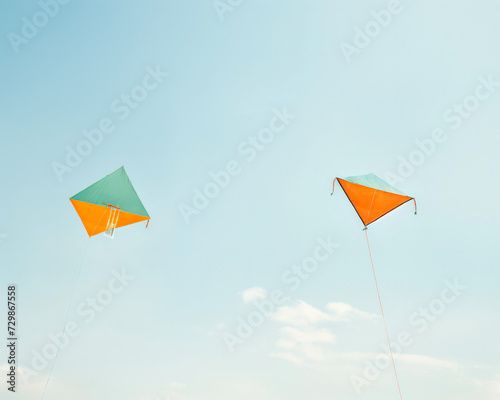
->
332;173;416;227
70;166;150;237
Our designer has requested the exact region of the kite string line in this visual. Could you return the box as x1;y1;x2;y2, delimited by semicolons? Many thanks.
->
364;229;404;400
39;237;90;400
39;209;108;400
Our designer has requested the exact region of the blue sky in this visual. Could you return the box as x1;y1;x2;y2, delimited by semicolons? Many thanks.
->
1;1;499;399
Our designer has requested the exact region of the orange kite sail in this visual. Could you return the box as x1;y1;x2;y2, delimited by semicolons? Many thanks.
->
332;173;416;227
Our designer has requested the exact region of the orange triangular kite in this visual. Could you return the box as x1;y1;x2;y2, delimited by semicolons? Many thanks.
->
333;173;415;227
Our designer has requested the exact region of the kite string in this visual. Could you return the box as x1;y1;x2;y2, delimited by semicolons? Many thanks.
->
40;209;108;400
364;228;403;400
39;237;90;400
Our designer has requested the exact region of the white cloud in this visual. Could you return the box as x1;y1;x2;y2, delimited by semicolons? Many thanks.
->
272;301;332;326
272;325;336;364
399;354;460;371
272;301;378;328
268;298;469;392
241;287;267;304
300;344;329;361
280;326;336;344
326;302;379;322
473;376;500;396
316;352;460;371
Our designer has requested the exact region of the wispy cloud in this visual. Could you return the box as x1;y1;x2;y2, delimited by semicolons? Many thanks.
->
270;301;340;366
240;287;267;304
473;375;500;396
272;301;332;326
272;300;378;327
268;299;464;390
279;326;336;344
326;302;379;322
398;354;460;371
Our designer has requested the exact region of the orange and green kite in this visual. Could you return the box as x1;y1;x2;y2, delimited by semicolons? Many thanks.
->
332;173;416;227
70;166;150;237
